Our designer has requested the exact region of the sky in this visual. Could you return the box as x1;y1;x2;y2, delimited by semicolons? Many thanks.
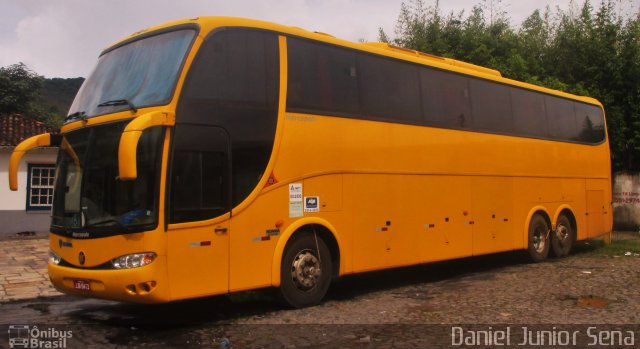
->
0;0;636;78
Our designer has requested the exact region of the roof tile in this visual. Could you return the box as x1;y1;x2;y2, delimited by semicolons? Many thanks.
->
0;114;57;147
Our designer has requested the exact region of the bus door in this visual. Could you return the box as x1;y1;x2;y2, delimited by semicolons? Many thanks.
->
166;124;231;299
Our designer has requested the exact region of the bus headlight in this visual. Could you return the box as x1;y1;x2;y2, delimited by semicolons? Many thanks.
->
111;253;157;269
49;250;62;265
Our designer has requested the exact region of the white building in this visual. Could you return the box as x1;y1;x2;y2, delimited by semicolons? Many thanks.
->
613;173;640;230
0;114;57;237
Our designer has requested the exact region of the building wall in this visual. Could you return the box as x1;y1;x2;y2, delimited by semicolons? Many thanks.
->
613;173;640;231
0;147;57;236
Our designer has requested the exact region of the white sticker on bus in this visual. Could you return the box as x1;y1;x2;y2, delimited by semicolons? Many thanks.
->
289;183;303;217
289;183;302;202
289;202;303;218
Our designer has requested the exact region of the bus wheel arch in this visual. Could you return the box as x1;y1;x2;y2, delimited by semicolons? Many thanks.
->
525;208;552;262
551;207;577;258
273;220;341;308
271;218;342;287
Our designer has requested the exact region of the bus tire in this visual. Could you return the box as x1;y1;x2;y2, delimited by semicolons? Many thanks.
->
551;214;575;258
278;233;332;308
527;213;550;262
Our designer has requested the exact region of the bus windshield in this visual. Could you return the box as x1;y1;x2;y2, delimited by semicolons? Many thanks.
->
51;122;164;235
67;29;195;119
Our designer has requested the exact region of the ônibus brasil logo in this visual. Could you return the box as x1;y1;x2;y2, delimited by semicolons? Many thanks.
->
8;325;72;348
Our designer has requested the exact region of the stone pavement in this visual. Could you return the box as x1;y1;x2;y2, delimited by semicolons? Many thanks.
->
0;237;61;302
0;232;637;303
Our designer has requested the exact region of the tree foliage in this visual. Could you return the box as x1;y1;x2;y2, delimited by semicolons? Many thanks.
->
0;63;43;116
0;62;83;127
36;77;85;126
380;0;640;172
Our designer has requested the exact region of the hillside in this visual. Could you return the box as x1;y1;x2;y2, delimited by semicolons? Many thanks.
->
36;77;84;126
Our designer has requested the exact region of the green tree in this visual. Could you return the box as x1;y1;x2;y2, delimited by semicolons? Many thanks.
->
614;12;640;171
517;8;551;81
36;77;85;127
0;63;83;127
0;63;43;116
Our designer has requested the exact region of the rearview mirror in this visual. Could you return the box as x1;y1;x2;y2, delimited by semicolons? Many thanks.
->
118;111;175;180
9;133;61;191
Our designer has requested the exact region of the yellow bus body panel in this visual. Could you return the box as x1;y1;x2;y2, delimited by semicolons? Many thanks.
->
45;16;612;303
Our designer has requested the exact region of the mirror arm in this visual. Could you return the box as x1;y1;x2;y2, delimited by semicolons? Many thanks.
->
118;111;175;181
9;133;60;191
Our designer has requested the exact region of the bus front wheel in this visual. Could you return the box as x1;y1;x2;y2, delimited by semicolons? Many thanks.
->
278;233;332;308
551;214;575;258
527;213;550;262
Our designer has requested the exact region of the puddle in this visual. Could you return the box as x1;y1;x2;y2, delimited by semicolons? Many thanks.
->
23;302;51;314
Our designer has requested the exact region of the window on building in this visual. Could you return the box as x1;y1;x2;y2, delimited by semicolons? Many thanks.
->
27;164;55;211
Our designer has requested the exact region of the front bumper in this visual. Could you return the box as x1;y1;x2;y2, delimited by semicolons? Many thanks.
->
48;255;170;303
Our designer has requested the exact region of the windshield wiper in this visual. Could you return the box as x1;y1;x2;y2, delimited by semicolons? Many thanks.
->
85;218;130;231
65;111;87;122
97;99;137;113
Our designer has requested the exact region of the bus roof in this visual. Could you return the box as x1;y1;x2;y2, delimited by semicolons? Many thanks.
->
108;16;602;108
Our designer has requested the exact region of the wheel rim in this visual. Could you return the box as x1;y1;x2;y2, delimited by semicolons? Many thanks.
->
290;249;321;291
533;224;547;253
555;223;570;247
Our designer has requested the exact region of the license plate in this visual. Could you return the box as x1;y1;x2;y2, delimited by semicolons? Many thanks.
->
73;279;91;291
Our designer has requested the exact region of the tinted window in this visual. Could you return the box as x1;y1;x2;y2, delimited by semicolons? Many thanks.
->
52;123;163;231
170;125;229;223
470;79;513;133
511;88;548;137
183;30;277;106
575;102;605;143
178;29;279;208
546;95;578;141
287;39;605;144
421;68;472;128
288;38;359;114
358;54;421;121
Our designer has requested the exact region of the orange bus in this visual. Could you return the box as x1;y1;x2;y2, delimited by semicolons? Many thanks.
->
8;17;612;307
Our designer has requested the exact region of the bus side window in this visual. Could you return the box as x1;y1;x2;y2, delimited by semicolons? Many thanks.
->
511;87;548;138
546;95;579;141
357;54;421;122
169;125;229;224
178;29;279;208
421;68;472;129
470;78;513;133
287;38;359;115
574;102;605;143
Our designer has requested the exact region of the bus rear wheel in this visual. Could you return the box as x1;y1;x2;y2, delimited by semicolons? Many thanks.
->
527;213;550;262
551;214;575;258
278;233;332;308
